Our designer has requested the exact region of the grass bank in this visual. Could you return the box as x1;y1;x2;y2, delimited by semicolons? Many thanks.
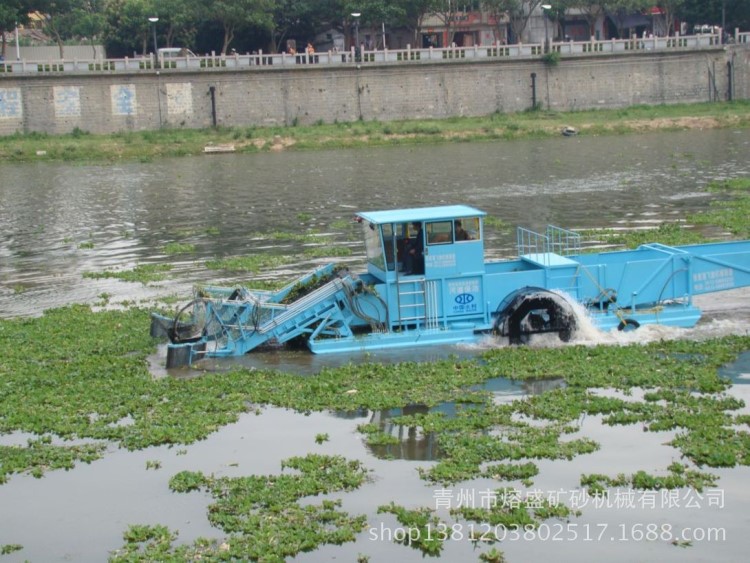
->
1;100;749;163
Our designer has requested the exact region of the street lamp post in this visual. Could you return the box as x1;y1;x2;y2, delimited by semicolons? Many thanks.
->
541;4;552;54
148;17;159;66
15;21;21;60
351;12;361;61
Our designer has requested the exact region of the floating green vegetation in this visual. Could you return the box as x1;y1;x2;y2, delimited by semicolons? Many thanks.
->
109;524;178;561
303;245;353;258
581;462;718;495
0;302;749;559
330;217;356;231
244;279;288;291
0;544;23;555
451;488;578;538
480;339;750;470
583;222;706;249
78;241;95;249
479;547;506;562
378;502;447;555
357;423;401;447
252;230;327;243
279;266;346;304
162;242;196;255
83;264;173;284
414;414;598;485
483;216;510;231
0;436;105;484
155;294;183;306
690;177;750;238
1;303;749;491
584;177;750;248
2;303;750;481
111;455;369;560
483;461;538;485
205;253;291;273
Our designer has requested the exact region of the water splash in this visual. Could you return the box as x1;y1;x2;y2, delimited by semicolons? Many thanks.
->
467;287;750;352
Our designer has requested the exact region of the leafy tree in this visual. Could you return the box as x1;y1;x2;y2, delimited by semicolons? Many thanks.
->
324;0;411;51
269;0;336;53
540;0;577;41
481;0;513;43
57;0;107;57
34;0;82;57
607;0;651;39
389;0;436;48
722;0;750;33
349;0;408;48
428;0;461;45
103;0;155;57
681;0;749;34
507;0;544;44
207;0;275;55
0;0;32;60
571;0;606;39
483;0;557;44
157;0;203;49
655;0;687;35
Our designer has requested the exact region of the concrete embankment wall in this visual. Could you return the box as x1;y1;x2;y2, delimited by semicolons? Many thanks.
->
0;47;747;136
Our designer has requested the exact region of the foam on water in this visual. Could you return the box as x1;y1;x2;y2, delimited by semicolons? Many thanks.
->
466;287;750;353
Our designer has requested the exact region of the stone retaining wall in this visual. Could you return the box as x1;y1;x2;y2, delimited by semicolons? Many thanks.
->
0;47;747;136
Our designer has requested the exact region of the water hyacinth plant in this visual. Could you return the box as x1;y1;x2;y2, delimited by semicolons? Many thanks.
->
110;455;370;560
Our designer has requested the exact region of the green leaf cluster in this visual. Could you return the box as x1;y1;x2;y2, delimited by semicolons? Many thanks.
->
581;462;718;495
377;502;447;556
451;487;578;535
113;454;369;561
83;264;173;284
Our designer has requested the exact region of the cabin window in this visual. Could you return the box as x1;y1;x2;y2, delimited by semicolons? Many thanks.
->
362;221;385;270
381;223;403;271
455;217;481;242
426;221;453;245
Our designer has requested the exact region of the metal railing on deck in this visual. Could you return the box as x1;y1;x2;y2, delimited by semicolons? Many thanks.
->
517;225;581;263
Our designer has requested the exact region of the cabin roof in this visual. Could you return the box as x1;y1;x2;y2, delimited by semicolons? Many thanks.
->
357;205;485;225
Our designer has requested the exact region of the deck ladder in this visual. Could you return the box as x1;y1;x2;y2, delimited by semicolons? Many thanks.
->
396;279;439;329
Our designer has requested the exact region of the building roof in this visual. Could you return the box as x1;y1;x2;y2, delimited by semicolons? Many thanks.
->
357;205;485;225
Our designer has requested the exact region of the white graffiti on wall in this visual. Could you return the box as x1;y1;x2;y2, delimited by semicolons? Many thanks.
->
53;86;81;117
111;84;137;116
166;83;193;116
0;88;23;119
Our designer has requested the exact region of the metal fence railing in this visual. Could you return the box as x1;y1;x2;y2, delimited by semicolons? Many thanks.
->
2;31;746;76
517;225;582;264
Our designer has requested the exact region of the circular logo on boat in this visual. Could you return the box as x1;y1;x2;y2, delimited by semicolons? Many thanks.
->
454;293;474;305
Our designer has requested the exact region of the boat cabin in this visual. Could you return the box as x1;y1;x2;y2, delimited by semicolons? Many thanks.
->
356;205;486;283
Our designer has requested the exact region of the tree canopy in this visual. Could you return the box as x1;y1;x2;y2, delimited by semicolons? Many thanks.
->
7;0;748;59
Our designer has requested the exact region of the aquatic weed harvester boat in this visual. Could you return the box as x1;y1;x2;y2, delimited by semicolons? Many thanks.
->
151;205;750;368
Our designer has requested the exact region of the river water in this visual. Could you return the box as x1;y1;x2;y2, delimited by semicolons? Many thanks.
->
2;128;750;318
1;129;750;562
